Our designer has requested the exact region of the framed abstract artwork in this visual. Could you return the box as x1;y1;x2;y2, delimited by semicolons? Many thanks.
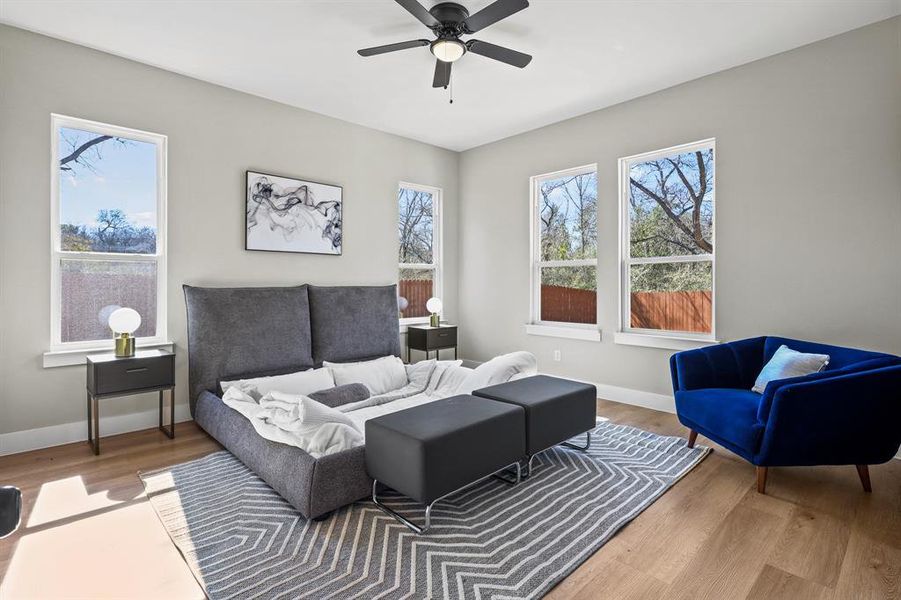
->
245;170;343;255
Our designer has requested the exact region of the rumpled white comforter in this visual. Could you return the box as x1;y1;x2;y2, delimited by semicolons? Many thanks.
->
222;351;538;457
222;388;364;458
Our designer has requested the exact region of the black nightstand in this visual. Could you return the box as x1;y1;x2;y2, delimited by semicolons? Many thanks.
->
86;349;175;455
406;324;458;363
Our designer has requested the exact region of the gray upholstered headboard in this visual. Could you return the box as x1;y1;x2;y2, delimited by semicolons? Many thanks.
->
183;284;401;415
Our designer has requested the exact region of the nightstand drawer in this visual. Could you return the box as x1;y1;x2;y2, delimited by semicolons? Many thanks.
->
426;327;457;349
90;355;174;395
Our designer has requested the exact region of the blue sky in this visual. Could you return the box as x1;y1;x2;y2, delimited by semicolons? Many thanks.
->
59;127;157;229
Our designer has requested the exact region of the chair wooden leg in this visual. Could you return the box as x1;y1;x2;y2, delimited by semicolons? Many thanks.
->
756;466;768;494
687;430;698;449
855;465;872;493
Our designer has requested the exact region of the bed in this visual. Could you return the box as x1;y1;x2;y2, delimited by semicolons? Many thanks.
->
184;283;401;519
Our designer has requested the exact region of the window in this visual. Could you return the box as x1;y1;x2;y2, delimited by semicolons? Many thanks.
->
50;115;167;352
619;139;715;340
397;182;442;323
530;165;598;327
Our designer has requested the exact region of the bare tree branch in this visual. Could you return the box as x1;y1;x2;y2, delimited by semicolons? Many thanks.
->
59;135;112;169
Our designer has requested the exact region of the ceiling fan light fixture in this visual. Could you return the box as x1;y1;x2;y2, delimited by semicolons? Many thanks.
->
430;38;466;63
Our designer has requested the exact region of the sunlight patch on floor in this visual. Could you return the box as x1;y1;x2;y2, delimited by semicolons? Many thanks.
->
3;500;203;599
27;476;126;527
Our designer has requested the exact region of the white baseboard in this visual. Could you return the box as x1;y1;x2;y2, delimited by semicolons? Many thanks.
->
593;382;676;414
0;404;192;456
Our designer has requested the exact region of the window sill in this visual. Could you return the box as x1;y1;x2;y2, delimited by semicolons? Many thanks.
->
524;323;602;342
43;341;175;368
399;317;430;331
614;331;717;351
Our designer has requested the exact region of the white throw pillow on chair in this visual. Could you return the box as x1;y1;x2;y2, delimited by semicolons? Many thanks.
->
752;345;830;394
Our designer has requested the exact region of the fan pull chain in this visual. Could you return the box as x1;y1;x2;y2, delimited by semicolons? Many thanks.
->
449;76;454;104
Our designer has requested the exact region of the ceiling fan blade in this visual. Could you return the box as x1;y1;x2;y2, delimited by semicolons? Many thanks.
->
432;59;452;88
357;39;430;57
395;0;440;28
466;40;532;68
463;0;528;33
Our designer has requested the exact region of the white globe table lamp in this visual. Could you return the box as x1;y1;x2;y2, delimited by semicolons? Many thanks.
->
426;297;443;327
109;307;141;357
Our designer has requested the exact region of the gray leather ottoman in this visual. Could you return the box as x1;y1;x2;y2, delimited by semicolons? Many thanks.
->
474;375;597;476
365;395;525;533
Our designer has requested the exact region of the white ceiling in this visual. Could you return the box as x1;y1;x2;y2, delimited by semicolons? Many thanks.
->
2;1;899;151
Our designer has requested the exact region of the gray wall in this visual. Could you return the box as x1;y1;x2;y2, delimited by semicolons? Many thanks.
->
0;25;459;434
457;17;901;398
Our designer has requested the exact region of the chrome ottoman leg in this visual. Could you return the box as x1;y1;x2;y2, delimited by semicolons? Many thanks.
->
562;431;592;451
372;461;522;534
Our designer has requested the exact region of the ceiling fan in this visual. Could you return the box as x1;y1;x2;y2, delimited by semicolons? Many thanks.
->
357;0;532;89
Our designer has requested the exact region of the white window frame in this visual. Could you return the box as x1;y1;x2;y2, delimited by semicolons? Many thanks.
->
48;114;168;356
398;181;443;326
616;138;716;349
528;164;600;339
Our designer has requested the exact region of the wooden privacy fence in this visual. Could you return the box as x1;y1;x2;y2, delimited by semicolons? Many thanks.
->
630;291;711;333
539;285;711;333
61;271;157;343
401;280;711;332
541;285;597;324
398;278;432;318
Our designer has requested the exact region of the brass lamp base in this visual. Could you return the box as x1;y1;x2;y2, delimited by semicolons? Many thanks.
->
115;334;135;357
430;313;440;327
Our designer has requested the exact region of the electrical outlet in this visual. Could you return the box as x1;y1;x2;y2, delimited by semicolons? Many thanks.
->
553;350;561;362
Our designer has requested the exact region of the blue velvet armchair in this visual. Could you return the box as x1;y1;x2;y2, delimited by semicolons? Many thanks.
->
670;336;901;493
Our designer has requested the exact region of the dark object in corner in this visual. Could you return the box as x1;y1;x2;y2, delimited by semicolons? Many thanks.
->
0;486;21;538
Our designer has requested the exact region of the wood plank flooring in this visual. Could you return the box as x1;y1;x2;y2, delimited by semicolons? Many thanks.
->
1;399;899;599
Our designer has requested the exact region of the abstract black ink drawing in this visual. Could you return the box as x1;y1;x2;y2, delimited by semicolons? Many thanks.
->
246;171;342;255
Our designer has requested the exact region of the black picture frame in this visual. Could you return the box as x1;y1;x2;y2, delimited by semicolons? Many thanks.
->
245;170;343;255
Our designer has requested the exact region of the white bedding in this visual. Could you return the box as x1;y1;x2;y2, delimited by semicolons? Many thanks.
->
222;351;538;456
222;388;363;458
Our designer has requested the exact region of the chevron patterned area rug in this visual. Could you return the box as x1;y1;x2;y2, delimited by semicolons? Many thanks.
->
140;421;709;600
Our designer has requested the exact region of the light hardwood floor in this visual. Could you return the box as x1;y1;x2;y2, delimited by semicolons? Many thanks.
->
1;399;899;599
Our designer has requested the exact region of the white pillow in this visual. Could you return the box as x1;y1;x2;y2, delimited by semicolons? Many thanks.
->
405;359;438;388
220;367;335;399
752;345;830;393
456;351;538;395
324;355;408;396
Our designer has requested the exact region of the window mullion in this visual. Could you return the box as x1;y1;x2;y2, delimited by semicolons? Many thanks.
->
537;259;598;268
627;254;713;266
56;251;160;263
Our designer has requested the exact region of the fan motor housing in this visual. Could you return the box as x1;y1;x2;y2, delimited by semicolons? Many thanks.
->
429;2;470;29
